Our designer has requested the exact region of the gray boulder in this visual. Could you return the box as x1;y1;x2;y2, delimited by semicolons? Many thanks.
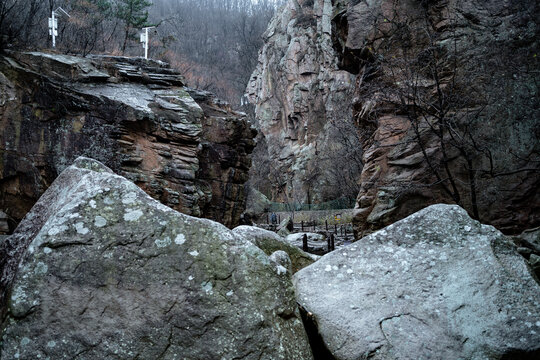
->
1;157;313;360
277;216;294;237
294;204;540;360
233;225;318;273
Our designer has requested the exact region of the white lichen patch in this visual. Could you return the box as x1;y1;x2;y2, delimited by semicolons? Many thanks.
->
35;262;48;275
201;281;213;295
43;247;52;254
122;191;137;205
174;234;186;245
11;285;27;306
189;250;199;257
226;290;234;297
47;340;56;348
123;209;143;222
74;222;89;235
94;216;107;228
325;265;332;272
20;337;30;346
89;199;97;208
155;237;171;248
276;265;287;275
48;225;68;236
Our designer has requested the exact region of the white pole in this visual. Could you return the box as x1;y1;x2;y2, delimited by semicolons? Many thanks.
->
51;10;56;48
144;27;149;59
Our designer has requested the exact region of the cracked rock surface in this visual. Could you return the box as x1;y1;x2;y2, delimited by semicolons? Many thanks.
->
294;204;540;360
0;157;312;360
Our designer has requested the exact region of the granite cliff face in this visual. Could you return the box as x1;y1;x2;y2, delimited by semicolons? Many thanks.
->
0;52;255;229
250;0;539;235
246;0;361;206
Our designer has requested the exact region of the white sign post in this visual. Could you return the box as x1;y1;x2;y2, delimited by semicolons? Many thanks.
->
48;13;58;47
48;7;70;48
140;27;156;59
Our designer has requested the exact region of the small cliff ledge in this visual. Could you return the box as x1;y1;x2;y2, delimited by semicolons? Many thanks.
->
0;51;256;229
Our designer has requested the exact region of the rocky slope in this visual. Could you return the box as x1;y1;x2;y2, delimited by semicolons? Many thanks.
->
0;52;256;229
246;0;361;206
250;0;539;236
0;157;312;359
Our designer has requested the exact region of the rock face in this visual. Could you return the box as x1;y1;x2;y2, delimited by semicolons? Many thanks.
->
0;51;255;229
251;0;539;236
246;0;361;205
294;204;540;360
0;157;313;359
329;0;539;236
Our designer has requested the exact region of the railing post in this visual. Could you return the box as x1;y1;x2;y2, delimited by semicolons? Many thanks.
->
303;234;308;252
325;219;328;231
301;220;304;232
327;235;331;252
331;234;335;251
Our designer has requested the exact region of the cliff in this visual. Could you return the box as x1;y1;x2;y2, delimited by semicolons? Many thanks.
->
250;0;539;236
334;0;539;236
246;0;361;207
0;51;256;229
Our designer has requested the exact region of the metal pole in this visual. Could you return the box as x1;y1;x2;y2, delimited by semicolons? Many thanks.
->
144;27;149;59
52;11;56;48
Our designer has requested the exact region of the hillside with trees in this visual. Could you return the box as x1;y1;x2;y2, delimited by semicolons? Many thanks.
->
0;0;281;105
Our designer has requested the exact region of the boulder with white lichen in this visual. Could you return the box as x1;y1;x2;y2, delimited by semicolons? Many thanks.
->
0;157;313;359
233;225;318;273
294;204;540;360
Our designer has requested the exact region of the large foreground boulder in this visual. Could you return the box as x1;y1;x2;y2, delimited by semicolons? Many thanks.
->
294;204;540;360
0;157;313;359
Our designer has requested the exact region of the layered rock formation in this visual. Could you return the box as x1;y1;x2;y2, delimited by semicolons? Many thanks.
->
331;0;540;236
0;51;255;229
294;204;540;359
246;0;361;206
0;157;313;359
251;0;539;236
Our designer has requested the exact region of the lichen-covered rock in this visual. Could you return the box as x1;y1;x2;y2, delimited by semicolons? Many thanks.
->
0;51;255;229
294;204;540;360
233;225;317;273
0;157;313;360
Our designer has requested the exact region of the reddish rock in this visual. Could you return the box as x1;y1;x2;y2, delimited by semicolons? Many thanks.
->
327;0;540;237
0;52;255;229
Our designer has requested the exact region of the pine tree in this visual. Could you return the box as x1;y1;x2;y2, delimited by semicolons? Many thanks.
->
116;0;152;54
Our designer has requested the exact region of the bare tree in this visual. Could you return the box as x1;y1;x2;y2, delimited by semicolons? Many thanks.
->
355;0;540;221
